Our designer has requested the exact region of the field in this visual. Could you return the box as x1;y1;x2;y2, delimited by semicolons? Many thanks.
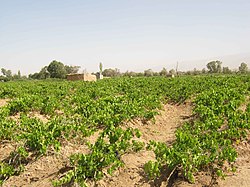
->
0;75;250;187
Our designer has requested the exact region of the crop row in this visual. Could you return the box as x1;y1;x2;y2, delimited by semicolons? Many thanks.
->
0;75;249;186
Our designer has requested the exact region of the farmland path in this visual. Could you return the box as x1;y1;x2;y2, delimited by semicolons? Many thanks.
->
95;103;193;187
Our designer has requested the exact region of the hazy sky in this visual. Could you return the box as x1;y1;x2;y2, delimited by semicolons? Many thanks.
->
1;0;250;75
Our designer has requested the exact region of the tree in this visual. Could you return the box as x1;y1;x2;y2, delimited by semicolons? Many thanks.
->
0;75;7;82
153;72;159;76
47;60;67;78
159;68;168;76
1;68;7;76
39;66;50;79
29;73;40;79
222;67;231;74
3;70;24;80
99;62;103;74
206;61;222;73
29;62;79;79
65;65;80;74
144;69;154;77
192;68;202;75
218;63;222;73
202;68;206;74
102;68;120;77
28;67;49;80
169;69;176;75
1;68;12;78
239;62;248;73
18;70;21;79
124;71;137;77
13;74;20;80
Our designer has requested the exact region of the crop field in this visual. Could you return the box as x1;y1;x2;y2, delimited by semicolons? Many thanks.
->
0;75;250;187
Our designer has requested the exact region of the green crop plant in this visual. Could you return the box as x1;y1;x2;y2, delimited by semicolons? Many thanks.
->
53;125;143;186
0;75;249;186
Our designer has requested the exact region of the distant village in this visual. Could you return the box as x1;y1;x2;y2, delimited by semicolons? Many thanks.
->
0;60;249;82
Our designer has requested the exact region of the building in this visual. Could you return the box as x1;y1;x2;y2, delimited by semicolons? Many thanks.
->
66;73;97;82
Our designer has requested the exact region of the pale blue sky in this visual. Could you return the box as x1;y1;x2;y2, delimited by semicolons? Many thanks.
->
1;0;250;75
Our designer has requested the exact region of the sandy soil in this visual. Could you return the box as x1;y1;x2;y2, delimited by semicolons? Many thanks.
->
217;137;250;187
94;103;193;187
0;99;9;107
2;102;250;187
0;142;16;162
2;103;192;187
2;142;89;187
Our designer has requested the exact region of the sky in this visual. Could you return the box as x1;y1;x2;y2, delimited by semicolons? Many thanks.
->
0;0;250;75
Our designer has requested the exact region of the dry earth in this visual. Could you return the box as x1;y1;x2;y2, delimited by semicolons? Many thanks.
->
94;103;193;187
3;142;89;187
1;99;250;187
0;99;9;107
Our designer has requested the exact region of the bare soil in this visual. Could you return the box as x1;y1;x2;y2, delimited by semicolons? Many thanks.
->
217;136;250;187
1;102;250;187
0;99;9;107
93;103;193;187
2;142;89;187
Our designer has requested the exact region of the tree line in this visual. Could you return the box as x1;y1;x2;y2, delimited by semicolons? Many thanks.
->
29;60;80;79
0;60;80;81
0;60;249;81
102;61;248;77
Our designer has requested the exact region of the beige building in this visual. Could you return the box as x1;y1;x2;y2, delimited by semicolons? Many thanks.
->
66;73;97;81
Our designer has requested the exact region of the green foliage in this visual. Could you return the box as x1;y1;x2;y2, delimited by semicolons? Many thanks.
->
207;60;222;73
102;68;120;77
47;60;67;79
65;65;80;74
53;126;144;186
239;62;248;73
159;67;168;76
99;62;103;74
0;75;250;186
144;161;161;179
1;68;12;79
144;69;154;77
144;76;250;183
0;146;29;184
222;67;231;74
0;162;15;184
